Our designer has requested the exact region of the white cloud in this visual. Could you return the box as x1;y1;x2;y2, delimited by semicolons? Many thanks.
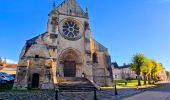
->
1;58;18;64
6;59;18;64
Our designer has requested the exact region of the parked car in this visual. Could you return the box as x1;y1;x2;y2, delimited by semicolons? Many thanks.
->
0;76;7;85
0;72;14;78
0;75;15;83
0;72;15;83
0;77;2;86
0;72;9;76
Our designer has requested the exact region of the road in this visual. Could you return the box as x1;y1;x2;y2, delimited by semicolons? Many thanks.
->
123;83;170;100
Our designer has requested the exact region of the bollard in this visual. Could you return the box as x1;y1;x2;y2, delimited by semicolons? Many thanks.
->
115;84;118;95
55;90;59;100
94;89;97;100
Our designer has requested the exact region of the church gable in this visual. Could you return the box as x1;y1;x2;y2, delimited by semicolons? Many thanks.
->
56;0;87;18
21;33;50;58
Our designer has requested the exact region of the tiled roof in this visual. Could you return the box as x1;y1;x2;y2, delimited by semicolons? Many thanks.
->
4;64;17;68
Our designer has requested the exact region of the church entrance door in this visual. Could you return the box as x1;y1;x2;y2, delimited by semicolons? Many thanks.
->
32;73;39;88
64;61;76;77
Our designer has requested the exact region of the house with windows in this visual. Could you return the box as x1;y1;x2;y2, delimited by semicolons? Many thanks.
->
158;67;168;81
0;57;17;74
112;62;137;80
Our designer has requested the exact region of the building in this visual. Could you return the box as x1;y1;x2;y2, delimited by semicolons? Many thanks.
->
0;64;17;75
158;67;168;81
0;58;17;74
13;0;113;90
112;62;137;80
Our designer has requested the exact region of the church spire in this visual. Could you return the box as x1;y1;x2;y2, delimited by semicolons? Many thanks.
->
52;2;56;9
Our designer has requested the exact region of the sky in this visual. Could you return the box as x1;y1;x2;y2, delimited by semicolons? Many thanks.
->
0;0;170;70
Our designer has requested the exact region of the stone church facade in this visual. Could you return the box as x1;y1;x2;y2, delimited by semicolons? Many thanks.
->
13;0;113;89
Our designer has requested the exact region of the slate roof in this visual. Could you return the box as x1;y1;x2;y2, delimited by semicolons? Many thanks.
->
112;62;131;69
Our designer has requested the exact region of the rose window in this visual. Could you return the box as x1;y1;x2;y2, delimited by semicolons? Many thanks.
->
61;20;81;40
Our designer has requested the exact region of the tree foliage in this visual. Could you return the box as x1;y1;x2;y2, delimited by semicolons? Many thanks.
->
131;53;164;85
131;53;146;86
166;71;170;80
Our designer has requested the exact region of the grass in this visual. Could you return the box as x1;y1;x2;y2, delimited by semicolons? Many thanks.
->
115;80;157;88
0;84;13;92
101;80;156;89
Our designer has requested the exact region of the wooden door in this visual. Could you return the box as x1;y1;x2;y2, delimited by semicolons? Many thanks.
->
64;61;76;77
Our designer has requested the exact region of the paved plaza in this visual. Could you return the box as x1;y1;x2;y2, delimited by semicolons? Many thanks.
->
123;83;170;100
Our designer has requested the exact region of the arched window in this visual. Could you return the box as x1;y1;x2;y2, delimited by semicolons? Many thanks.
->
92;53;98;63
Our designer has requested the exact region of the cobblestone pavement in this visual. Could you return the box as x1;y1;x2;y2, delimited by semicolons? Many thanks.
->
97;88;141;100
0;91;55;100
0;88;142;100
122;83;170;100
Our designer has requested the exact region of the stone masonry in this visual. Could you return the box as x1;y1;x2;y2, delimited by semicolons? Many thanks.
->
13;0;113;90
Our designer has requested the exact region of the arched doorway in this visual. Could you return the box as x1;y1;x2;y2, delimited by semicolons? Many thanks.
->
64;61;76;77
32;73;39;88
92;53;98;63
59;48;82;77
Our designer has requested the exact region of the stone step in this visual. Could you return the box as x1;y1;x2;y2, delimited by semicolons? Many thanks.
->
57;77;97;91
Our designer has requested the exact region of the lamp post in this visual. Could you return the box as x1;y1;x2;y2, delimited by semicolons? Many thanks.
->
55;89;59;100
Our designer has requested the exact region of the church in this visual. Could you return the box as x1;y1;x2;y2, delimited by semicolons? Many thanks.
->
13;0;113;89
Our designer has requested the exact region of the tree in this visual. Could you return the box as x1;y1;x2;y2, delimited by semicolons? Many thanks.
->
141;58;152;85
147;59;154;84
166;71;170;81
131;53;146;86
150;60;162;84
0;57;2;65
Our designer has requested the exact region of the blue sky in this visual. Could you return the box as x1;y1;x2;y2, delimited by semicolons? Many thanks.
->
0;0;170;71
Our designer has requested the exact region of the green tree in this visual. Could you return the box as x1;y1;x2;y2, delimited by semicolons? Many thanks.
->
150;60;162;84
166;71;170;81
147;59;154;84
141;58;152;85
131;53;146;86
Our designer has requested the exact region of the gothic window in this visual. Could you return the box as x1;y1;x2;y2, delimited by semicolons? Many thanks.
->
84;21;89;30
51;17;58;25
92;53;98;63
61;20;82;41
69;10;72;13
51;17;58;33
52;25;56;32
115;75;117;78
